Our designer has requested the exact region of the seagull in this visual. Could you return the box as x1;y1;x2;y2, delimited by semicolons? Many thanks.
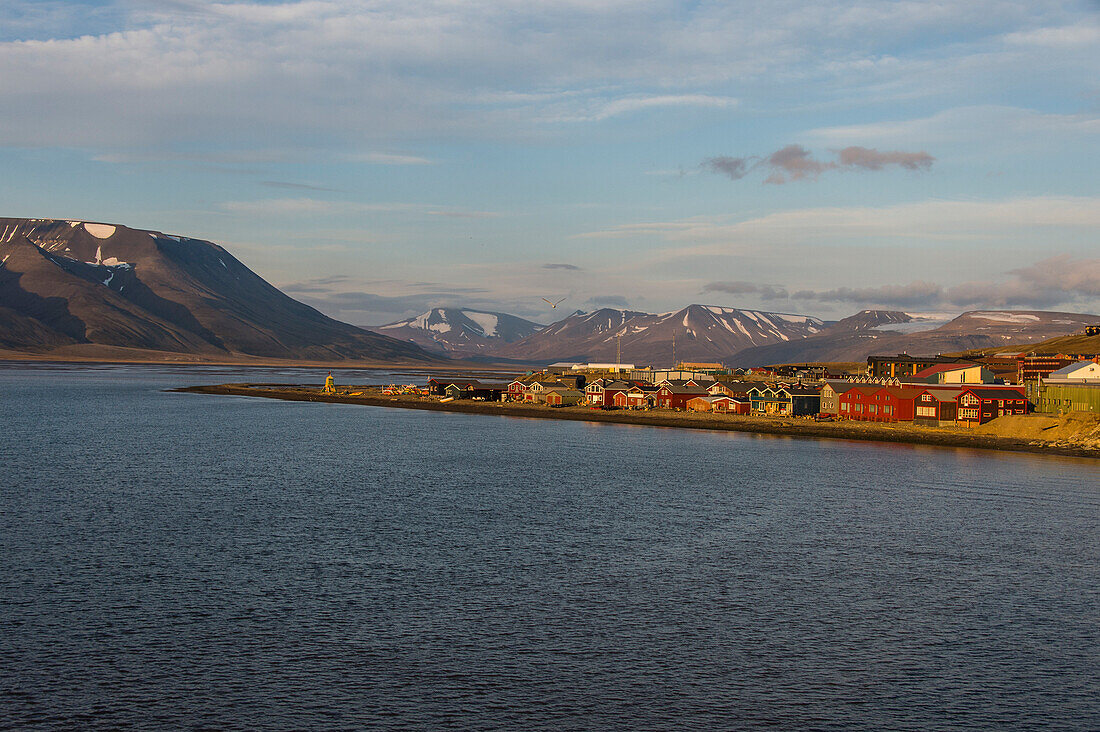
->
542;296;567;308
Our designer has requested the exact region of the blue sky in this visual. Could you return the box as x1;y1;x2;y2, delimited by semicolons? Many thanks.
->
2;0;1098;325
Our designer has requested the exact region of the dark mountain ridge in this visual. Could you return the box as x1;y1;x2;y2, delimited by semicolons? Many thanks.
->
0;218;435;362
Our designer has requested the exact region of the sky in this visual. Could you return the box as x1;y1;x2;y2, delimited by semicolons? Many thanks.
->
2;0;1099;326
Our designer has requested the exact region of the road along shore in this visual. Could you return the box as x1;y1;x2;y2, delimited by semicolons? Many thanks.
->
175;384;1100;460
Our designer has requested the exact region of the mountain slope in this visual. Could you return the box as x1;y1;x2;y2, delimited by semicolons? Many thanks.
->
731;309;1099;366
371;307;542;355
490;305;825;363
0;218;436;362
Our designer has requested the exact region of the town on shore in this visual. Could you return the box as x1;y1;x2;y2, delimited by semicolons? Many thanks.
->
369;347;1100;429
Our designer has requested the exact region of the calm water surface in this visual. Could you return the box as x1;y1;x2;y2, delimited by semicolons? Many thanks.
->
1;363;1098;730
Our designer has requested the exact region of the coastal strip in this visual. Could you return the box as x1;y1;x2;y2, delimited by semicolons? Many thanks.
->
176;384;1100;460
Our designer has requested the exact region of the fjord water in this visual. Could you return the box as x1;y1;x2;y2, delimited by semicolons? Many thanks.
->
2;364;1098;730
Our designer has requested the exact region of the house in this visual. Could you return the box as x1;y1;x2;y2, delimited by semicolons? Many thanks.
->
787;386;823;416
586;379;633;407
506;379;530;401
909;362;993;385
613;385;653;409
838;385;921;422
1044;360;1100;384
545;388;584;406
749;386;792;416
708;380;753;398
956;387;1028;425
687;394;750;414
653;384;709;410
819;381;859;415
913;388;961;427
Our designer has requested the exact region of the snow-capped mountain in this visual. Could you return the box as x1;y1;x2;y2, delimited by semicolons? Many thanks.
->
490;305;825;363
0;217;435;362
372;307;543;355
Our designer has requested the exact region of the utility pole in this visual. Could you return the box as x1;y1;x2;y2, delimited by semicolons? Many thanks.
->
616;332;622;371
672;332;676;370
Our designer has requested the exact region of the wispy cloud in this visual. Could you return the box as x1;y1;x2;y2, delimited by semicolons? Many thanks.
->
702;144;934;184
352;152;435;166
543;263;581;271
704;281;789;300
260;180;339;192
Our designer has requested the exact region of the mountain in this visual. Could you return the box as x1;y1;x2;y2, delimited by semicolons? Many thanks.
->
371;307;542;356
0;217;436;363
489;305;825;364
731;309;1099;366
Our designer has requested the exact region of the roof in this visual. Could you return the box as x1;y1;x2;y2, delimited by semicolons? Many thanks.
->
961;387;1030;400
547;389;584;397
1047;360;1100;378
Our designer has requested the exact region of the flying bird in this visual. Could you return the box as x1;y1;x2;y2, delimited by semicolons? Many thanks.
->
542;296;567;308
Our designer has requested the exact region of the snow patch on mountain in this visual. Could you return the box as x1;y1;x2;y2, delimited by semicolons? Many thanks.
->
84;223;116;239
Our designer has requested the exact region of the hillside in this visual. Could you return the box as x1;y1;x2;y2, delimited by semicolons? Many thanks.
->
0;218;437;363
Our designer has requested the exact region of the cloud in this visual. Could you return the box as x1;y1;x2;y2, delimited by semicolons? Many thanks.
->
543;263;581;270
260;180;339;192
426;210;500;218
792;281;944;308
836;146;934;171
352;152;435;165
703;144;934;184
576;196;1100;249
703;281;789;300
702;156;754;180
773;257;1100;311
556;94;738;122
585;295;632;308
808;106;1100;145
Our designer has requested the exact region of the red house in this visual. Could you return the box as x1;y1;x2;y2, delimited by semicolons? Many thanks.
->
653;384;709;410
956;387;1029;425
838;385;921;422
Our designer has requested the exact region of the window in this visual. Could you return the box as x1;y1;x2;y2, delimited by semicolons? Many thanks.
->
885;406;893;415
921;394;931;402
916;406;936;417
960;408;979;419
869;405;877;414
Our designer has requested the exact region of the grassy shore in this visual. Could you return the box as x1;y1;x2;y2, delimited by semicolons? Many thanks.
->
176;383;1100;460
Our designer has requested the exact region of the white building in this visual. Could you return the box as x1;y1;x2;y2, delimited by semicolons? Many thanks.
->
1044;360;1100;384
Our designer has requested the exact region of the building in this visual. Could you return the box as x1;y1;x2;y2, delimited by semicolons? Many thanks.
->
837;386;921;422
867;354;967;380
747;385;818;416
1033;383;1100;413
956;387;1029;425
1017;354;1077;384
913;388;961;427
545;388;584;406
819;381;860;415
686;395;750;414
909;362;994;385
1043;360;1100;384
1085;325;1100;336
652;384;709;410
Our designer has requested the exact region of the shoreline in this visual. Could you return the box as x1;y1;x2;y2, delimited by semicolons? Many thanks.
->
175;384;1100;460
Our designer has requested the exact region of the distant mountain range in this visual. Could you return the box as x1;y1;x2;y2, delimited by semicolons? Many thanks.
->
0;218;435;363
373;305;1098;366
732;310;1100;366
370;307;542;356
489;305;827;364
